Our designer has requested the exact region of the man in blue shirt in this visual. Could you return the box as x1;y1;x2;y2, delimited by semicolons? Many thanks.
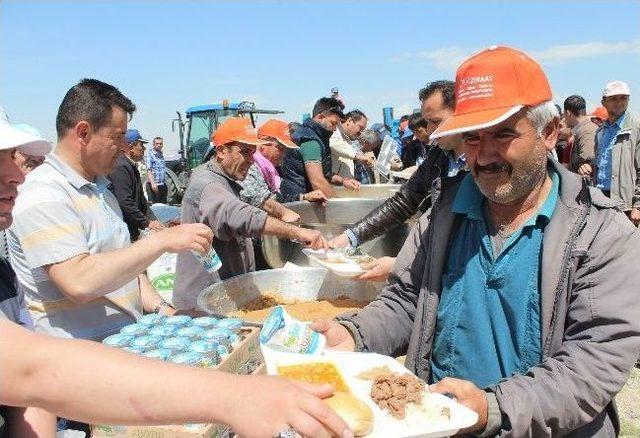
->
146;136;167;204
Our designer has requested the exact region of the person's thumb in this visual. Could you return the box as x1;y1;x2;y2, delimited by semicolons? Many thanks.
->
309;319;331;333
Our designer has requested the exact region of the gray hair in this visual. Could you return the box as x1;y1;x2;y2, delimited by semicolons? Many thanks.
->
358;128;382;149
526;101;559;137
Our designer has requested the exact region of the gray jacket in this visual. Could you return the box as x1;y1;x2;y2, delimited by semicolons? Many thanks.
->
173;162;268;310
339;160;640;437
594;111;640;211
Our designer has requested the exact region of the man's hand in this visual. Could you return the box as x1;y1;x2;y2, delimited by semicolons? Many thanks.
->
356;154;374;167
147;220;165;232
227;375;353;438
356;256;395;282
281;209;301;224
154;223;213;254
296;228;328;250
430;377;488;434
309;319;356;351
342;179;361;190
578;163;592;176
328;233;350;249
303;190;329;204
150;183;159;194
629;208;640;227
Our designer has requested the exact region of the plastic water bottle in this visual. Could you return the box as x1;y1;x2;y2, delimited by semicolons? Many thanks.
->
192;246;222;273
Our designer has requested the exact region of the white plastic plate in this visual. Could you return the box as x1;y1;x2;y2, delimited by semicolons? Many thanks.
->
263;347;478;438
302;249;365;277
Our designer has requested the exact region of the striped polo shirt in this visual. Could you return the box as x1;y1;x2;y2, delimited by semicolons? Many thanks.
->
8;153;142;340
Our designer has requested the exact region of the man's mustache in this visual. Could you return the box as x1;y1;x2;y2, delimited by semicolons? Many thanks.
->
474;162;512;174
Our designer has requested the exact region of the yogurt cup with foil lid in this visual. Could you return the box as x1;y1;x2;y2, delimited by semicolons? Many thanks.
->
217;318;243;333
217;328;240;345
120;323;149;336
202;328;232;347
192;316;219;329
143;348;173;361
260;306;325;354
170;352;214;367
149;324;179;338
160;336;192;351
216;344;231;357
138;313;166;326
190;340;221;364
130;335;163;350
102;333;134;348
176;325;205;338
122;345;147;354
164;315;192;326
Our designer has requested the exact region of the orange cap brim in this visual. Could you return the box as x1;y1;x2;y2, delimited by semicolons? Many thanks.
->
232;136;270;146
274;136;299;149
430;105;524;140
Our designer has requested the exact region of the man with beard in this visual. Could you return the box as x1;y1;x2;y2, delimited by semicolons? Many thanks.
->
313;46;640;436
280;97;361;199
173;117;327;311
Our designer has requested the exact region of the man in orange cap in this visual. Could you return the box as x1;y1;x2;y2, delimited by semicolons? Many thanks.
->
314;46;640;436
590;106;609;127
173;117;328;310
240;119;328;216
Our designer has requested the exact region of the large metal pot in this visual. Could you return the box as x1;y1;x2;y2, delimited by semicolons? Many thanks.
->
197;267;383;318
333;184;400;199
261;198;413;268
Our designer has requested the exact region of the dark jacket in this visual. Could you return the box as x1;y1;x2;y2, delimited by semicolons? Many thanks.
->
280;118;334;199
339;159;640;436
107;155;154;240
401;137;429;168
349;147;463;244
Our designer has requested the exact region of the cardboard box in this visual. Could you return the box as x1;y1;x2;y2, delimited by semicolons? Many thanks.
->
93;327;263;438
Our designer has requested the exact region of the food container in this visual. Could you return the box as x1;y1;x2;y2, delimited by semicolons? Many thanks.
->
189;340;221;365
164;315;192;327
143;348;173;361
217;317;243;333
192;316;219;329
260;306;325;354
170;351;214;367
175;325;205;339
159;336;192;351
119;323;149;336
102;333;134;348
202;328;233;349
138;313;166;326
149;324;179;338
130;335;162;350
216;344;230;357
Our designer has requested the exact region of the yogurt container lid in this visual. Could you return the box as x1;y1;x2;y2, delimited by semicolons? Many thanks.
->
176;325;206;337
164;315;192;326
120;323;149;335
192;316;219;327
138;313;167;326
144;348;173;361
160;336;192;350
103;333;134;347
203;328;232;342
217;318;243;330
190;340;219;353
216;344;230;356
130;335;163;349
170;352;213;367
260;306;325;354
149;325;179;337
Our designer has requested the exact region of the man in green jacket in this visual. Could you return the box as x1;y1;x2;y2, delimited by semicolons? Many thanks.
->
313;46;640;437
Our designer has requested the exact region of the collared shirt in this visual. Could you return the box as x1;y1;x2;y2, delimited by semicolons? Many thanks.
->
596;113;627;190
430;169;559;388
240;163;275;207
146;149;166;185
353;140;374;185
8;153;141;340
445;151;467;177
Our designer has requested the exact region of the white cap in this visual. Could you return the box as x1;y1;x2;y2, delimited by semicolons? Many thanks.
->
603;81;630;97
0;121;53;155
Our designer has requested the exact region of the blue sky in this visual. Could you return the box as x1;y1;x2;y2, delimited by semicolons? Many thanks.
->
2;1;639;154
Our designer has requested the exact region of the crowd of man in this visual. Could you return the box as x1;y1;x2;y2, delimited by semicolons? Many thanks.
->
1;44;639;438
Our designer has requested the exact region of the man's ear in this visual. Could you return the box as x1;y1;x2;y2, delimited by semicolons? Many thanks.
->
75;121;91;145
542;117;559;152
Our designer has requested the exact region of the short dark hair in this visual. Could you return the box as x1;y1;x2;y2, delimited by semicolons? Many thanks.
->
408;112;427;131
153;137;163;142
563;95;587;116
288;121;302;137
399;114;410;123
418;80;455;110
312;97;345;119
345;109;367;122
56;79;136;138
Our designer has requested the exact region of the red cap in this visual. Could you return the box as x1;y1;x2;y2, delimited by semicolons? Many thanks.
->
257;119;298;149
590;106;609;120
212;117;268;147
431;46;552;139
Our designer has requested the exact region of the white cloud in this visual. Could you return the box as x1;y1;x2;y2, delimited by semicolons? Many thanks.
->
391;39;640;70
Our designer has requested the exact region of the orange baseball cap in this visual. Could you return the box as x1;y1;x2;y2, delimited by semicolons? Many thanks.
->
590;106;609;120
257;119;298;149
430;46;552;140
212;117;268;147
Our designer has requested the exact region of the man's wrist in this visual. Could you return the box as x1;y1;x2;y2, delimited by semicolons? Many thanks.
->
344;229;359;247
153;300;174;315
476;392;501;437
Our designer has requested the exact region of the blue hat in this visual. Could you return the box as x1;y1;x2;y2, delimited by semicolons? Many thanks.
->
125;129;148;144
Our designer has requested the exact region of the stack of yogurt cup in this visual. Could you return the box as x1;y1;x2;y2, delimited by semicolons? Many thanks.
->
102;314;245;367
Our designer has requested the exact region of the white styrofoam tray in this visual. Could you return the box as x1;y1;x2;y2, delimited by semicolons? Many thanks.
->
262;347;478;438
302;249;365;277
